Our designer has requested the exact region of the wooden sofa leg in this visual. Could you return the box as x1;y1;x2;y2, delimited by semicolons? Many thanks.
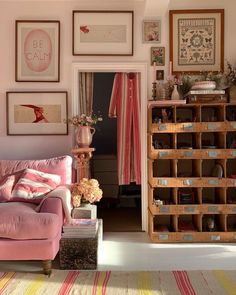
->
42;260;52;276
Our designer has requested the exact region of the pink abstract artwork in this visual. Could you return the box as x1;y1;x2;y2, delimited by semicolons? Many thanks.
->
24;29;52;72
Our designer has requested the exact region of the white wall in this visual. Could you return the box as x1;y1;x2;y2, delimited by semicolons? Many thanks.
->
0;0;236;159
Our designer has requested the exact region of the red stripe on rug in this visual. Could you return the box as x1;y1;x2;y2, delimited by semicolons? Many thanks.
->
173;271;196;295
102;271;111;295
58;271;80;295
92;272;100;295
0;272;16;295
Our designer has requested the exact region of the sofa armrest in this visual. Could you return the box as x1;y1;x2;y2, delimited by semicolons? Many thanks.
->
39;197;64;227
39;186;72;224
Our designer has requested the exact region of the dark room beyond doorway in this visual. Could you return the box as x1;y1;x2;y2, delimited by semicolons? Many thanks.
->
91;72;142;232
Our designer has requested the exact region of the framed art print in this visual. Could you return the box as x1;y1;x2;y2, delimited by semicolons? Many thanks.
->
142;20;161;43
156;70;164;81
7;91;68;135
15;20;60;82
151;47;165;66
169;9;224;74
73;10;133;56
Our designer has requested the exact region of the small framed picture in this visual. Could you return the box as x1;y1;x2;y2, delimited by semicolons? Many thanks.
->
15;20;60;82
151;47;165;66
6;91;68;135
142;20;161;43
156;70;164;81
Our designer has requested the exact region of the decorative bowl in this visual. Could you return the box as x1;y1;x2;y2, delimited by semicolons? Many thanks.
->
191;81;216;90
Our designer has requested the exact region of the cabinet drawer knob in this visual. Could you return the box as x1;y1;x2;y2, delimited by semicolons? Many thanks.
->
158;124;167;131
208;151;218;158
158;234;169;240
208;123;216;130
183;123;193;130
183;179;193;186
183;234;193;241
158;179;168;186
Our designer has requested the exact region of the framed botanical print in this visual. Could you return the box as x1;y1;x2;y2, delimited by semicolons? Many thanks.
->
73;10;133;56
151;47;165;66
169;9;224;74
142;20;161;43
7;91;68;135
15;20;60;82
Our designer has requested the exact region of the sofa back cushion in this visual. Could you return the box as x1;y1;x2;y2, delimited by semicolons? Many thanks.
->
0;175;15;202
0;155;72;185
12;168;61;200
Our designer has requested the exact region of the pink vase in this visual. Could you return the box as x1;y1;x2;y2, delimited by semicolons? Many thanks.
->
76;126;95;148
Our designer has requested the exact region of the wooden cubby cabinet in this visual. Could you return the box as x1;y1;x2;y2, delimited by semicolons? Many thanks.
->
148;101;236;243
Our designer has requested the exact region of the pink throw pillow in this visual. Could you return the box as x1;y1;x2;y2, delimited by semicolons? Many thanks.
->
0;175;15;202
12;168;61;200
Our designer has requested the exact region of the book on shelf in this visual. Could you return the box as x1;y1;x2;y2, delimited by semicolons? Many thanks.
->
187;89;225;95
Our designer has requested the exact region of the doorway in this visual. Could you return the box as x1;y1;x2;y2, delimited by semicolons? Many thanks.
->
91;72;141;231
72;62;148;232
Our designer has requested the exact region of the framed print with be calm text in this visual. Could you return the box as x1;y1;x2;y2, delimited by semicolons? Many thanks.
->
15;20;60;82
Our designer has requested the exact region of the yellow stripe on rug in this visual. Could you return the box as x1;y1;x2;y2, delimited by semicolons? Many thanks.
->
0;272;15;294
24;274;48;295
213;270;236;295
138;272;153;295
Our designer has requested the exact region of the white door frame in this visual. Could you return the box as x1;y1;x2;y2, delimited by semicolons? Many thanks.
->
72;62;148;231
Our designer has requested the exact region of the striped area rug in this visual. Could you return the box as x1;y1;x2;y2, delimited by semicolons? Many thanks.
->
0;270;236;295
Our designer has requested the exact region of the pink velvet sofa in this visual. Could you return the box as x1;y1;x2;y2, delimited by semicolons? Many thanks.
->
0;155;72;275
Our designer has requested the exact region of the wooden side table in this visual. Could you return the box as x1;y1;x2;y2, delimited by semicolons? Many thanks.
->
72;147;95;181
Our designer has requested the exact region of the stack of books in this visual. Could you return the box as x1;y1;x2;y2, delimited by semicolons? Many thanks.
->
186;89;227;103
62;218;98;238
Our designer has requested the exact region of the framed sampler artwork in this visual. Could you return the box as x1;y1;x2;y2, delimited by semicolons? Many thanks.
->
6;91;68;135
73;10;133;56
15;20;60;82
142;20;161;43
169;9;224;74
151;47;165;66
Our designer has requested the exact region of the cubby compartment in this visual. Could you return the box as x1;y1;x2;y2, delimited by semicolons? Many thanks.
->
202;214;225;232
178;188;201;204
176;106;199;123
153;188;176;205
201;132;225;149
202;159;224;177
227;215;236;231
227;188;236;204
226;105;236;121
201;106;224;122
177;159;200;177
152;107;174;123
202;187;225;204
153;159;175;177
152;133;174;149
153;215;176;232
226;132;236;148
226;159;236;178
177;133;200;149
178;215;200;232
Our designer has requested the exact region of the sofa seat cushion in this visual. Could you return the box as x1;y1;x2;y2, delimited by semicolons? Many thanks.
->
0;202;60;240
